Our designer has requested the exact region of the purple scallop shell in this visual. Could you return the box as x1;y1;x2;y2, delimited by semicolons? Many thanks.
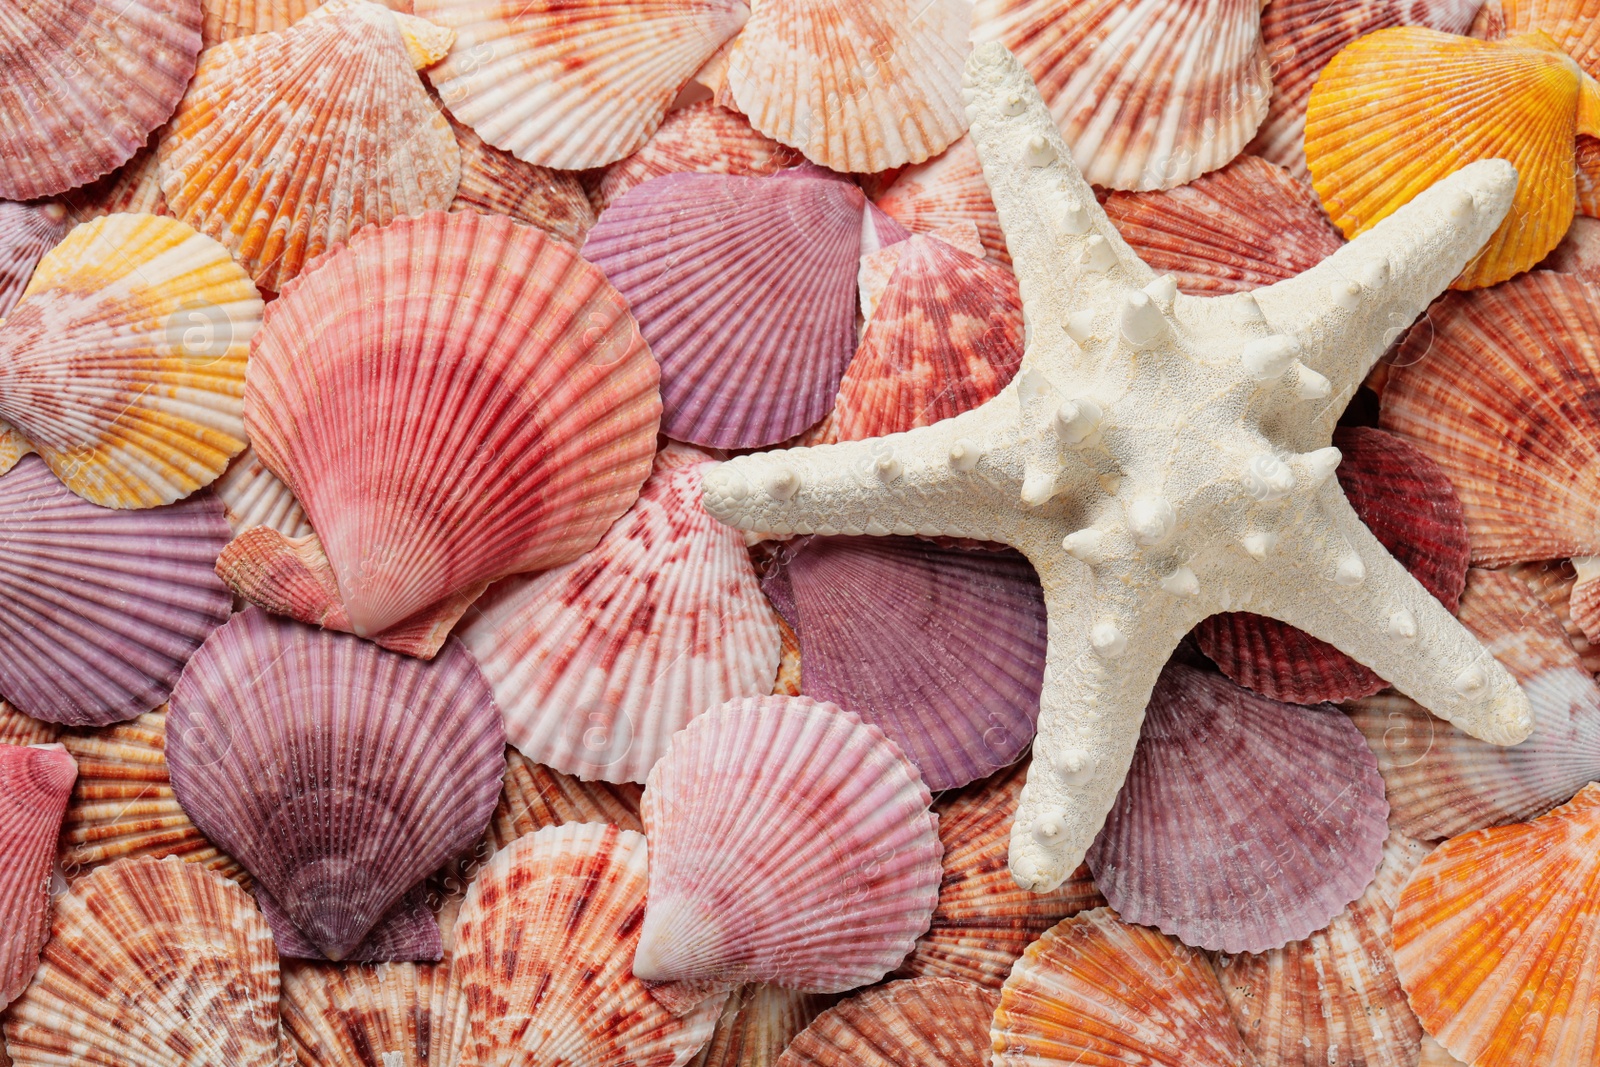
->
0;202;69;319
166;608;505;961
257;882;441;963
0;455;232;725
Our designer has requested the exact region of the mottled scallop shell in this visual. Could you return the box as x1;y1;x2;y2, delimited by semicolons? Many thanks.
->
634;695;942;992
446;110;594;245
0;456;232;726
0;213;260;508
0;203;68;320
972;0;1271;190
1502;558;1600;673
596;102;799;214
773;978;991;1067
453;821;722;1066
1216;829;1430;1067
166;608;505;961
159;0;460;292
692;985;834;1067
488;747;644;853
232;210;660;654
0;744;76;1010
0;705;59;748
584;169;861;448
418;0;746;170
875;136;1007;265
461;445;780;785
2;855;281;1067
1393;783;1600;1067
1307;28;1600;289
280;958;468;1067
992;907;1258;1066
212;445;311;538
0;0;202;200
1102;155;1344;295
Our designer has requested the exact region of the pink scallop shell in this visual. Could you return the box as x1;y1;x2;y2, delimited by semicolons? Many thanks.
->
596;102;801;214
59;131;169;222
0;203;69;320
875;136;1007;265
0;743;77;1009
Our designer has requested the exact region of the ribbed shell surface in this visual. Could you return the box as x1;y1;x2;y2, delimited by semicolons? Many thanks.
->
0;203;68;320
777;977;996;1067
0;744;76;1010
280;958;470;1067
596;103;799;213
876;136;1008;265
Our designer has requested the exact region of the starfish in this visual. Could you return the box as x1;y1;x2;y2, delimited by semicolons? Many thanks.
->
701;43;1534;892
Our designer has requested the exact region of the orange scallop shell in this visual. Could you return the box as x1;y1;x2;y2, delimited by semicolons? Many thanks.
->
1502;558;1600;674
0;705;60;748
694;985;835;1067
778;977;996;1067
200;0;412;44
279;958;468;1067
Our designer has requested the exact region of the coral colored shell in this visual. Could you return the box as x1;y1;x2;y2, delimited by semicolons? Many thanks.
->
0;744;76;1010
0;0;202;200
2;856;281;1067
1217;830;1431;1067
1196;426;1469;704
596;102;799;214
852;221;977;331
0;704;58;748
771;611;802;696
1393;783;1600;1067
212;444;312;538
1087;662;1389;953
489;747;644;852
453;821;722;1066
991;907;1259;1066
634;696;942;992
280;958;468;1067
462;445;780;784
1503;558;1600;673
200;0;410;43
1541;214;1600;287
1579;136;1600;216
238;210;660;651
62;133;170;222
584;169;862;448
1306;28;1600;289
0;457;232;726
1102;155;1344;295
0;214;260;508
1488;0;1600;71
777;977;996;1067
725;0;971;173
418;0;746;171
972;0;1271;190
875;136;1008;265
0;203;68;320
772;537;1045;791
691;985;834;1067
159;0;460;293
166;608;505;961
1380;271;1600;565
446;110;595;245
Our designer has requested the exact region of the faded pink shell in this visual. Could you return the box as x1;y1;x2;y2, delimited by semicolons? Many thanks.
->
0;744;77;1010
0;203;69;320
596;102;801;214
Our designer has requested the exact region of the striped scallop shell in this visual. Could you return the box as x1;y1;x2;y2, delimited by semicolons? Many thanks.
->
419;0;746;171
0;213;260;508
991;907;1258;1066
725;0;971;173
1490;0;1600;71
856;222;987;326
1393;783;1600;1067
777;978;995;1067
201;0;412;43
60;132;170;223
0;203;68;320
0;705;59;747
596;103;799;214
1502;558;1600;673
280;959;469;1067
0;0;202;200
771;611;802;696
489;748;644;852
875;136;1007;265
972;0;1271;190
691;985;834;1067
446;110;595;245
212;445;311;539
2;856;281;1067
259;883;441;963
159;0;460;292
0;744;77;1010
461;445;780;785
635;696;942;992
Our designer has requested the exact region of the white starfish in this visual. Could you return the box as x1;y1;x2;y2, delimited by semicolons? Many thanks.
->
700;43;1534;892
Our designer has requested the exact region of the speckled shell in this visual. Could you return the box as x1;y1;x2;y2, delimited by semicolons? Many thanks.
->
446;110;595;245
159;0;460;292
1380;270;1600;565
280;958;469;1067
0;213;260;509
453;821;722;1067
418;0;746;171
596;103;800;214
462;445;779;785
1102;155;1344;295
488;747;644;852
1217;830;1430;1067
1502;558;1600;673
1540;214;1600;287
260;882;441;963
635;696;942;992
875;136;1007;265
972;0;1271;190
212;444;312;538
0;203;68;320
2;856;281;1067
237;210;660;652
0;744;76;1010
0;0;202;200
61;132;170;222
1393;783;1600;1067
1306;29;1600;289
991;907;1259;1066
166;608;505;961
777;978;993;1067
690;985;834;1067
0;705;59;747
0;456;232;726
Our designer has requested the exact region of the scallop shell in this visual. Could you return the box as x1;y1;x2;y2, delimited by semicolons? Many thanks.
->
1488;0;1600;71
1102;155;1344;295
453;821;722;1066
0;456;233;726
0;213;260;508
691;985;834;1067
772;611;802;696
725;0;971;173
857;224;987;326
61;132;170;222
461;445;780;785
212;444;312;539
875;136;1007;265
777;977;994;1067
1579;135;1600;215
1540;214;1600;288
159;0;459;293
1216;829;1431;1067
199;0;413;43
596;102;800;215
2;855;281;1067
490;747;644;852
1195;426;1469;704
166;608;505;961
1380;270;1600;565
259;881;442;964
0;744;77;1010
991;906;1259;1066
418;0;746;171
233;210;660;654
634;695;942;992
1421;1037;1469;1067
1502;558;1600;673
1306;28;1600;289
1393;783;1600;1067
0;0;202;200
0;203;68;320
772;537;1045;791
446;109;594;245
280;958;469;1067
0;705;60;748
972;0;1271;191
